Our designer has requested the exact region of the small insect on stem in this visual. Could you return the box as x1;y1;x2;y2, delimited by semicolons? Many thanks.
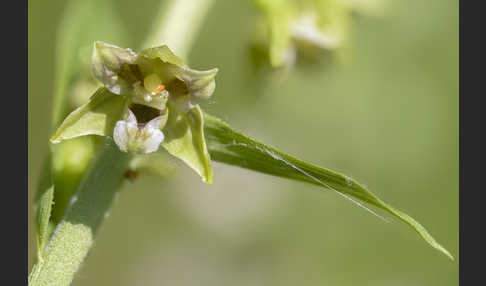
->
123;169;139;182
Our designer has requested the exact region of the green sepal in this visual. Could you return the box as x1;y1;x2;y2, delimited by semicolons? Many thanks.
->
162;104;213;184
203;112;453;260
35;186;54;259
50;88;128;144
139;45;187;67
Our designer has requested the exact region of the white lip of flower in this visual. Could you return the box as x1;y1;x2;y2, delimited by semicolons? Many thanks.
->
113;110;165;154
291;13;341;49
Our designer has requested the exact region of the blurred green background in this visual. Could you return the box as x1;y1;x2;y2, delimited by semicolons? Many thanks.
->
28;0;458;285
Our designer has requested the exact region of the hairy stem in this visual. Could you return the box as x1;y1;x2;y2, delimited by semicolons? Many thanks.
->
29;0;215;285
29;140;130;286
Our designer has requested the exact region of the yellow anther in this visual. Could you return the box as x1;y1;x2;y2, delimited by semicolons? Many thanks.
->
154;84;165;93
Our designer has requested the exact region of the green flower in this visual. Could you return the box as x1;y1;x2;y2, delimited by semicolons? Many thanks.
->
253;0;350;67
92;41;217;112
50;42;217;183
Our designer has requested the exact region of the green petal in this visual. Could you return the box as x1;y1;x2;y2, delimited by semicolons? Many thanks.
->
203;112;453;260
175;68;218;103
139;45;218;110
50;88;128;144
91;41;138;95
161;104;213;184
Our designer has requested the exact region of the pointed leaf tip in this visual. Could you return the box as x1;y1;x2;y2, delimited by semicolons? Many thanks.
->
202;112;453;259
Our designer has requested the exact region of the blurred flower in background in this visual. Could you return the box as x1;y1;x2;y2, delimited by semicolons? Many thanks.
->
250;0;386;67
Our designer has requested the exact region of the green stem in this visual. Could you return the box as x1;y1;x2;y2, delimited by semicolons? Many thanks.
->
29;0;215;285
142;0;215;60
29;140;131;286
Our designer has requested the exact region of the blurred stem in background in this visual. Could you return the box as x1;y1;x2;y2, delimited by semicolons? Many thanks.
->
142;0;215;58
28;0;215;285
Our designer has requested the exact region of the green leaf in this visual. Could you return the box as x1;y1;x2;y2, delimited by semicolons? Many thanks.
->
203;112;453;260
162;104;213;183
35;186;54;259
50;88;128;144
